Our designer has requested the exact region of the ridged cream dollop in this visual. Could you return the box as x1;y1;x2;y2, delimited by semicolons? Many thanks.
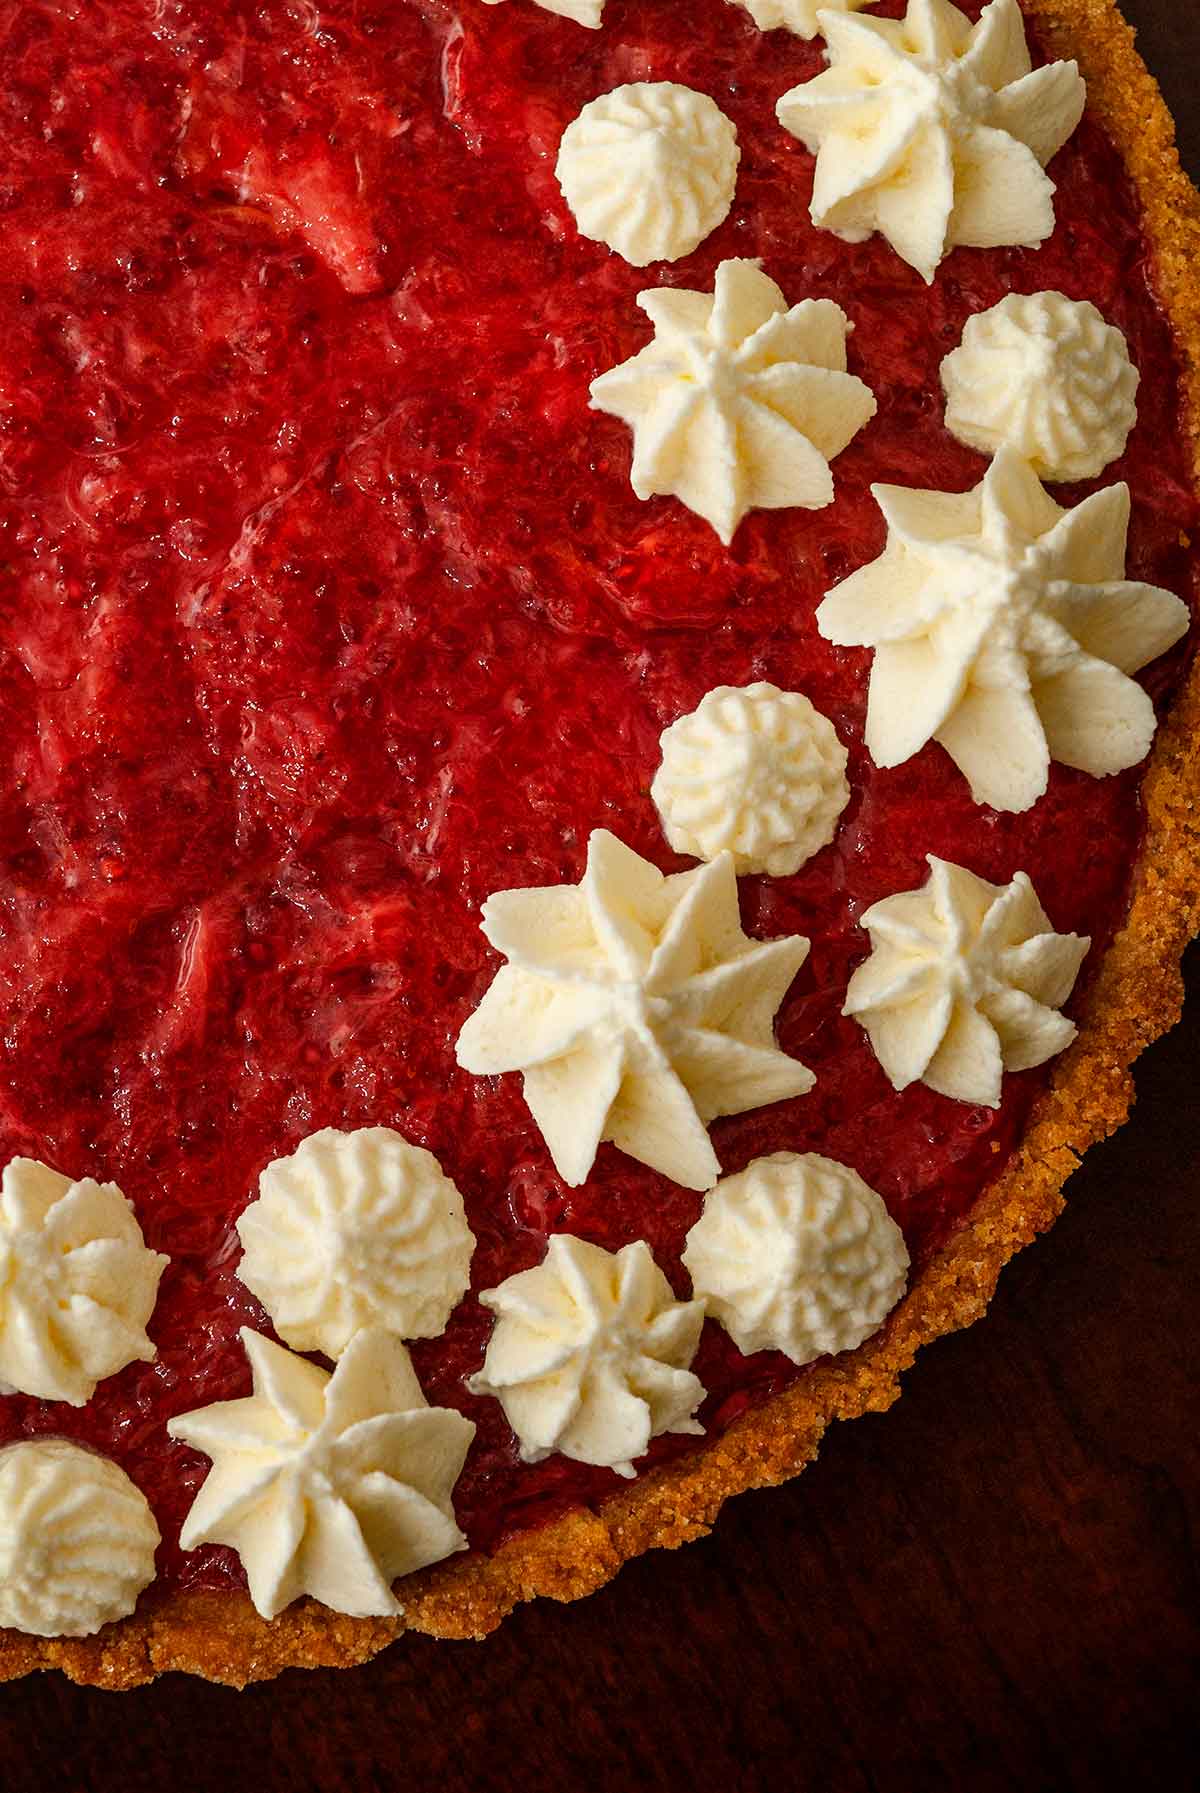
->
480;0;603;26
0;1440;159;1638
775;0;1086;283
734;0;876;39
844;856;1090;1106
652;682;850;876
683;1153;908;1364
941;292;1139;482
0;1157;168;1406
469;1235;706;1476
589;257;876;544
556;84;739;267
455;829;812;1192
816;448;1190;813
168;1328;475;1620
236;1127;475;1360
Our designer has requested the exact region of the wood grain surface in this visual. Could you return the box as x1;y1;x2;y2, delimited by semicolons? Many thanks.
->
2;4;1197;1788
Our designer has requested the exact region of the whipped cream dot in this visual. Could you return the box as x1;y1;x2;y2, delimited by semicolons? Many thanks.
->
169;1328;475;1620
0;1156;167;1406
733;0;877;39
0;1441;159;1638
479;0;603;26
844;855;1090;1106
816;448;1190;812
683;1152;908;1364
590;257;875;543
236;1127;475;1360
455;828;813;1192
652;682;849;876
941;291;1139;481
776;0;1086;282
557;83;739;267
469;1235;706;1476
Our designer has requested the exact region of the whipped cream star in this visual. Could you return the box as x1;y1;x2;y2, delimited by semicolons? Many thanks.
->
469;1235;706;1476
236;1127;475;1361
652;681;850;876
480;0;603;25
455;829;813;1191
941;291;1139;482
734;0;876;39
776;0;1086;282
683;1152;908;1364
0;1441;160;1639
589;257;876;543
816;448;1190;812
0;1156;168;1406
844;855;1090;1106
169;1328;475;1620
556;84;739;267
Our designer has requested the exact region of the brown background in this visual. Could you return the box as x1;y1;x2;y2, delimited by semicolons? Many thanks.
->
2;4;1197;1789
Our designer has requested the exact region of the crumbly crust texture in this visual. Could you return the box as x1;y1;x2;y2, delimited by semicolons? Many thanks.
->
4;0;1199;1687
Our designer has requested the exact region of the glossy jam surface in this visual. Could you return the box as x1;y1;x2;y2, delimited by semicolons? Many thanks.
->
0;0;1194;1593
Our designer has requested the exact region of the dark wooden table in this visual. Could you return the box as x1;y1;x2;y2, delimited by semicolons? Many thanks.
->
3;6;1197;1788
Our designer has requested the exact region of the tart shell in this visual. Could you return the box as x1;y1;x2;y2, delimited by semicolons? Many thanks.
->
3;0;1199;1687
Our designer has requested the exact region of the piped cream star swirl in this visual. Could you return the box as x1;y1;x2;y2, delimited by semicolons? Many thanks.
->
815;448;1190;813
0;1441;160;1639
844;855;1090;1106
589;257;876;544
941;292;1139;482
733;0;877;39
168;1328;475;1620
479;0;603;27
683;1152;908;1364
236;1127;475;1360
556;84;739;267
455;829;813;1192
469;1235;706;1476
0;1156;168;1406
775;0;1087;283
652;682;850;876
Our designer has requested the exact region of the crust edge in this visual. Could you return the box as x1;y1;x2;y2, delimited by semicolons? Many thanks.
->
4;0;1199;1688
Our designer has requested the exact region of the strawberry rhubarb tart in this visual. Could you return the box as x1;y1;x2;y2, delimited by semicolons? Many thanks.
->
0;0;1198;1686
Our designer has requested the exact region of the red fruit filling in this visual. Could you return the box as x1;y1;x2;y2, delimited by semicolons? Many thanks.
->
0;0;1194;1594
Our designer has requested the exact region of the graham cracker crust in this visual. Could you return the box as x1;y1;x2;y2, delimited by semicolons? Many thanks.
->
3;0;1198;1687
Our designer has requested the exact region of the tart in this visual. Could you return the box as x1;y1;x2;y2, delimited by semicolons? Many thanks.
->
0;0;1197;1687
